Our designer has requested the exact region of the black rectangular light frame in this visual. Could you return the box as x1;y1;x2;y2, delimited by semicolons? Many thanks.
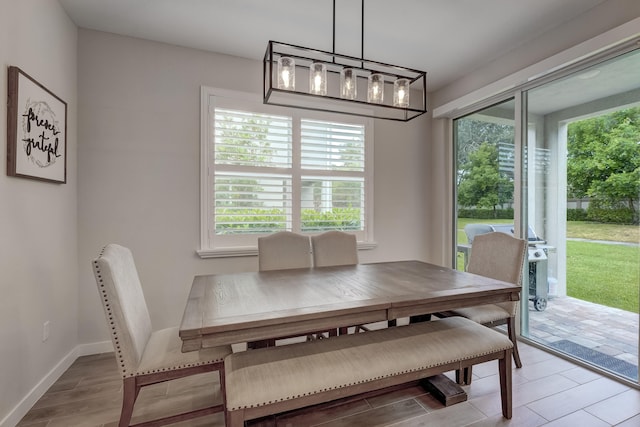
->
263;41;427;122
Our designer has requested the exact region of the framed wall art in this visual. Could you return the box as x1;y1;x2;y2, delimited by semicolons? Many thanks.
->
7;66;67;183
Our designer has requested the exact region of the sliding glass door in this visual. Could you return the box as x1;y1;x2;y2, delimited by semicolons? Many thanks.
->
521;48;640;382
454;46;640;385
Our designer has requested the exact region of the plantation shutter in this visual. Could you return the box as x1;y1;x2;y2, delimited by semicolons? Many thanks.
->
213;108;293;234
300;119;366;232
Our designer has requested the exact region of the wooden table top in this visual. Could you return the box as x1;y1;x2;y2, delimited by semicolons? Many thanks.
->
179;260;520;350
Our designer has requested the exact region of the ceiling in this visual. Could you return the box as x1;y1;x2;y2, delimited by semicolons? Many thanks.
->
527;48;640;115
58;0;611;92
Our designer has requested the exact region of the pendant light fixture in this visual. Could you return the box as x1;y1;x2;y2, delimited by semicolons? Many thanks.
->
263;0;427;122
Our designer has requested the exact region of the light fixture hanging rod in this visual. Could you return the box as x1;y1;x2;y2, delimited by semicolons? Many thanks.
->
332;0;336;56
331;0;365;67
361;0;364;62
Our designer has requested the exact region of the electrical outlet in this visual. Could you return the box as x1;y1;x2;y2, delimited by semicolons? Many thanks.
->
43;321;50;342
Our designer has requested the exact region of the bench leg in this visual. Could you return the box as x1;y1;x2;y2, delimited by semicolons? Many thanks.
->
499;350;513;419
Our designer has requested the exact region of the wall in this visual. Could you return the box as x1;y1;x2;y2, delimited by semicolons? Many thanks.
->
424;114;453;267
77;30;430;344
0;1;78;425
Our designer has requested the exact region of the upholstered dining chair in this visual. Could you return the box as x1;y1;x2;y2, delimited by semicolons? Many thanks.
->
310;230;358;267
438;231;526;384
311;231;370;334
92;244;232;427
258;231;312;271
256;231;320;346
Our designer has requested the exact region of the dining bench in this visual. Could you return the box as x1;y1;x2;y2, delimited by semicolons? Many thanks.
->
224;316;513;426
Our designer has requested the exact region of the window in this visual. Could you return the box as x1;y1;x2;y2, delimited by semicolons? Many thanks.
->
199;88;373;257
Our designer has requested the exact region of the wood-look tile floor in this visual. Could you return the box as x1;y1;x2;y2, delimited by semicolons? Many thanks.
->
16;340;640;427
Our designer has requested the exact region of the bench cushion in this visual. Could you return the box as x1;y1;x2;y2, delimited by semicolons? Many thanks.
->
225;316;512;411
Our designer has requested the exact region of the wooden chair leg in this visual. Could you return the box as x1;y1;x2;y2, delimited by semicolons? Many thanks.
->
119;377;138;427
455;366;472;385
464;367;472;385
507;317;523;368
499;350;513;419
219;368;229;427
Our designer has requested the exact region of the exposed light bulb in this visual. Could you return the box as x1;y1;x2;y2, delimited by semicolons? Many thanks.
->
340;68;357;100
309;62;327;96
277;57;295;90
368;73;384;104
393;78;410;107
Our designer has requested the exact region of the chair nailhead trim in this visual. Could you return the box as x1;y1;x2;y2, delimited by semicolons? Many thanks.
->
94;249;131;378
95;247;225;378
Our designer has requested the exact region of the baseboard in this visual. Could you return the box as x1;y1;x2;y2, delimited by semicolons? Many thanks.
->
77;340;114;357
0;340;113;427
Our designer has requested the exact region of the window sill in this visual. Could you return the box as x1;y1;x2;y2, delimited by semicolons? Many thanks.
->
197;241;377;259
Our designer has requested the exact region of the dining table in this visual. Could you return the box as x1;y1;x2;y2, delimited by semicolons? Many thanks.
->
179;260;521;352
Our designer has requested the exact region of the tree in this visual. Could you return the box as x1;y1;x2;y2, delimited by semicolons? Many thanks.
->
567;107;640;217
456;116;514;167
215;114;278;208
457;142;514;216
214;114;281;232
215;115;276;164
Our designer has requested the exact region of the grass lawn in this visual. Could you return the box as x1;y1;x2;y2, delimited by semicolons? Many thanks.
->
457;218;640;313
567;240;639;313
567;221;639;243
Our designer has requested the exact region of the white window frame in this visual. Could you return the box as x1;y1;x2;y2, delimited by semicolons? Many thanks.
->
198;87;375;258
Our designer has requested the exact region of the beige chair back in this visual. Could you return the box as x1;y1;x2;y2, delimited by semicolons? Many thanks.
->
311;231;358;267
92;244;152;377
258;231;312;271
467;232;527;315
